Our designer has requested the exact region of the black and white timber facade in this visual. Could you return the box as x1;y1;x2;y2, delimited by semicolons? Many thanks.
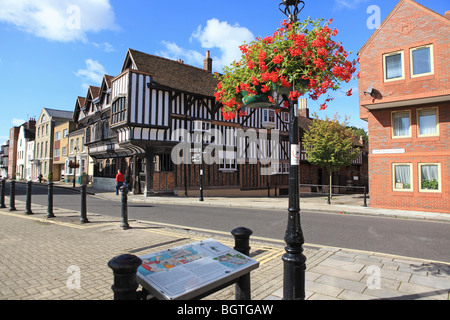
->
75;49;293;196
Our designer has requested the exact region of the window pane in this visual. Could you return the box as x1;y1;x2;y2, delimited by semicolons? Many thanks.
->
421;165;439;190
412;47;431;75
419;109;437;135
393;112;410;136
386;54;402;79
394;165;411;190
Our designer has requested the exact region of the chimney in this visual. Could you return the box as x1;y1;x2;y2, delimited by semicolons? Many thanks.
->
445;11;450;20
298;98;309;118
204;50;213;73
27;118;36;130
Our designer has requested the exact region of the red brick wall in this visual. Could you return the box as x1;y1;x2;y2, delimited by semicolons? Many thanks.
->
368;102;450;213
359;0;450;213
359;0;450;119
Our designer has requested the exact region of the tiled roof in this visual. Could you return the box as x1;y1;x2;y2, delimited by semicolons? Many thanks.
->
44;108;73;120
127;49;219;97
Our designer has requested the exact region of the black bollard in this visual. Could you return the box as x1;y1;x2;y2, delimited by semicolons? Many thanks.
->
120;186;130;229
231;227;253;300
0;179;6;209
9;180;16;211
25;181;33;215
80;184;89;223
47;182;55;218
108;254;142;300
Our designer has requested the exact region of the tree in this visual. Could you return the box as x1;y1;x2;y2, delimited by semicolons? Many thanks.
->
302;114;360;204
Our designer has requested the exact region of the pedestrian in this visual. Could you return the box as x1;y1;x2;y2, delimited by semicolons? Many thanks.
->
38;173;43;183
115;169;124;195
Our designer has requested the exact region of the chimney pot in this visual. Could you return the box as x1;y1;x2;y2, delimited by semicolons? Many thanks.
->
204;50;213;73
445;11;450;20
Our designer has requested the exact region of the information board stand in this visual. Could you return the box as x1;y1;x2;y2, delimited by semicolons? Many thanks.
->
136;239;259;300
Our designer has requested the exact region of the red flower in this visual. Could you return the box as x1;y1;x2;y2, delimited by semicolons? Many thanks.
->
258;50;267;62
272;54;284;64
346;88;353;96
261;85;270;93
289;91;301;101
251;76;259;86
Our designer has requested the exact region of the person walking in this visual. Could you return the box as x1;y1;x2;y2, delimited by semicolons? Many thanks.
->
115;169;125;195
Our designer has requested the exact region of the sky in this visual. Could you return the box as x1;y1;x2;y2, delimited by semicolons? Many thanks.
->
0;0;449;147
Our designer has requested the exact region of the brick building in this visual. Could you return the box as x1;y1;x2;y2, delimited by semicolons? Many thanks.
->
359;0;450;213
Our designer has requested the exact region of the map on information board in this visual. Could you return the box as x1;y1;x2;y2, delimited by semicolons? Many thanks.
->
136;239;259;300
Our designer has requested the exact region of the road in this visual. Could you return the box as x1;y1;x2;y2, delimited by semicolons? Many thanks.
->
10;182;450;263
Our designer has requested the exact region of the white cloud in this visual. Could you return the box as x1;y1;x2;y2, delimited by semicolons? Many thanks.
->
92;41;115;52
0;0;118;42
75;59;106;90
12;118;25;126
158;41;205;67
334;0;370;10
158;19;254;72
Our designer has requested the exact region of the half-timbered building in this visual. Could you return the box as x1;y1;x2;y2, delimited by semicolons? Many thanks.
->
103;48;292;196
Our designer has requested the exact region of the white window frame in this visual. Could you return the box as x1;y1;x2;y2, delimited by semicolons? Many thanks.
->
383;50;405;82
410;44;434;78
418;163;441;193
417;107;439;138
193;120;211;133
218;150;237;172
391;110;411;139
392;163;413;192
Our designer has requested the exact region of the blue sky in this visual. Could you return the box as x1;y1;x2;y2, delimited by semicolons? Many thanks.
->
0;0;448;146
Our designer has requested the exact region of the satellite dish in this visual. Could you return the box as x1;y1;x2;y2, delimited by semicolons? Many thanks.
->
364;84;383;102
363;84;373;96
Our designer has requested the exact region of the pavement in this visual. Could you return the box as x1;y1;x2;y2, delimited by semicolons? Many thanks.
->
0;181;449;301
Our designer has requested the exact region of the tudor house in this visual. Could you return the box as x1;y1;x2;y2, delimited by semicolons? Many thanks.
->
74;49;294;196
359;0;450;213
74;76;133;191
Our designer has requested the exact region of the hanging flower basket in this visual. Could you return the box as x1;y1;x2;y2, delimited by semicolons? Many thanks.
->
69;161;80;169
214;17;358;119
241;86;275;109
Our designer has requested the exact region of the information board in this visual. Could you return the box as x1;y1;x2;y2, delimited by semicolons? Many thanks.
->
136;239;259;300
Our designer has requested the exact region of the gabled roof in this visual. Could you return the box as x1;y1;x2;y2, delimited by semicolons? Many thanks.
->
73;97;86;122
98;75;114;103
44;108;73;120
121;48;218;97
358;0;450;55
88;86;101;101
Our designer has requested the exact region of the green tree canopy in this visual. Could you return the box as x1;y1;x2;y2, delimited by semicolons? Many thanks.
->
302;114;361;203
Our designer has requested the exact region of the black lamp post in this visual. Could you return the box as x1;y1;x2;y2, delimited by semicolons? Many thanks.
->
279;0;307;301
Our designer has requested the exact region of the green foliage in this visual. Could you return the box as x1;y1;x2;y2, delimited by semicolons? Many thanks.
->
421;179;439;190
348;126;368;147
302;114;360;175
